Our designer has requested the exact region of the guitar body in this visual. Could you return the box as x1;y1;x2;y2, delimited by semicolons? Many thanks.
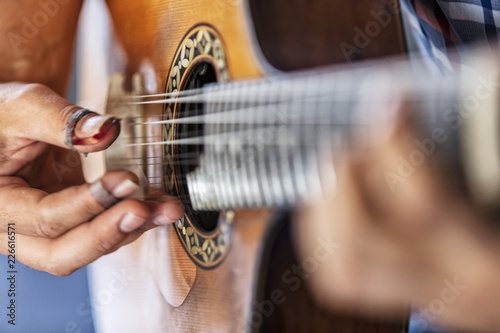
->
103;0;407;331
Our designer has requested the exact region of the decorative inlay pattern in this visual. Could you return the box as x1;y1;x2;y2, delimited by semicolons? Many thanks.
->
163;25;232;269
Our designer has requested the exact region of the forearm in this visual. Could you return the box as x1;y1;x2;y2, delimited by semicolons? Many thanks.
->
0;0;84;95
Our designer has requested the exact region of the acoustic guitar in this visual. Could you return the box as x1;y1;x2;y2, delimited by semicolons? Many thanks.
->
83;0;499;331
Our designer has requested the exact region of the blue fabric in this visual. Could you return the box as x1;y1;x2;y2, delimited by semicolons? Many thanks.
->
409;312;452;333
403;0;500;71
0;256;95;333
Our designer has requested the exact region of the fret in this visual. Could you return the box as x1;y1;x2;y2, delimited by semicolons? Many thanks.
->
268;80;287;206
232;82;245;208
304;74;323;203
206;84;225;210
244;81;263;207
276;81;294;206
223;78;239;208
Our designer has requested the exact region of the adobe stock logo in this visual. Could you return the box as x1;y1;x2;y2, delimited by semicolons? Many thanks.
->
8;0;72;54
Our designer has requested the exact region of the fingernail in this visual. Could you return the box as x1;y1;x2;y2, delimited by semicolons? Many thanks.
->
153;214;175;226
74;115;119;145
112;179;140;198
120;213;145;233
153;202;184;226
80;115;114;136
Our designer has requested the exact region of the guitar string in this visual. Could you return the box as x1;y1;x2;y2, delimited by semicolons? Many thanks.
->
105;66;455;132
117;88;437;148
108;157;352;170
119;85;444;107
122;128;352;147
97;92;356;122
122;100;371;126
120;56;441;101
119;99;400;147
107;137;353;168
125;89;358;105
128;88;204;99
106;68;456;156
123;120;354;143
115;79;451;124
107;153;203;160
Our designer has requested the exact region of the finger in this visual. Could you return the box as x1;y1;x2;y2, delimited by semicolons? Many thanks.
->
0;195;184;276
141;195;185;230
0;199;148;276
1;196;182;276
67;108;121;153
298;160;414;312
0;170;139;238
332;160;434;302
359;122;450;232
135;191;184;230
6;83;119;153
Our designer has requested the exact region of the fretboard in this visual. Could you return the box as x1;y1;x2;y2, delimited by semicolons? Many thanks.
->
186;58;488;210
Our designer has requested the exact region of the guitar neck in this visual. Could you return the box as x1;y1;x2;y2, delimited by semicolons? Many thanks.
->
186;58;500;214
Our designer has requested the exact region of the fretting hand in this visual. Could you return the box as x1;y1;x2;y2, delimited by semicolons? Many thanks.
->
294;119;500;332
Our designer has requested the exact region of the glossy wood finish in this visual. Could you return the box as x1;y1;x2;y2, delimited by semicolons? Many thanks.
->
107;0;263;88
248;0;406;70
105;0;407;331
142;210;272;332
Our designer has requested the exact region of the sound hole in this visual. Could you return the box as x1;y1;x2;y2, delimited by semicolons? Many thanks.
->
175;62;219;233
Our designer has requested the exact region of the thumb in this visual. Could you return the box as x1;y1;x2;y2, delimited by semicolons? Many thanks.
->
61;105;121;154
14;83;120;153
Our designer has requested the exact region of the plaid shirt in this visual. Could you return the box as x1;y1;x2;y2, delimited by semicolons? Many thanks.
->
403;0;500;72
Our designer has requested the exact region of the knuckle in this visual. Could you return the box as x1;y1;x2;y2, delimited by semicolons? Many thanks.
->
81;188;104;216
20;83;50;97
95;236;118;255
35;219;62;239
36;201;65;239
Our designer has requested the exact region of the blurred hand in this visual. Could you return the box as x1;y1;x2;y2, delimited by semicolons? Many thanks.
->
293;117;500;332
0;82;184;276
